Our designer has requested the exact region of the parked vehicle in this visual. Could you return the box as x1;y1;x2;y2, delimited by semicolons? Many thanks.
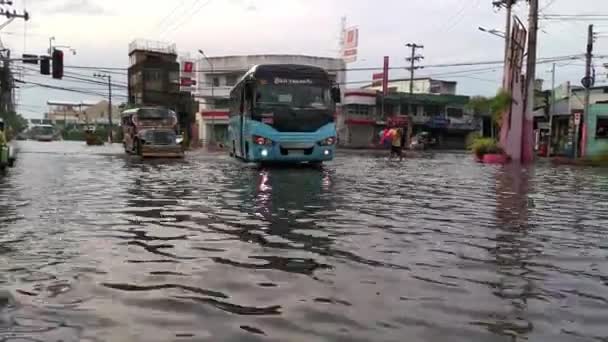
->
410;132;437;150
121;107;184;158
30;124;56;142
228;64;341;164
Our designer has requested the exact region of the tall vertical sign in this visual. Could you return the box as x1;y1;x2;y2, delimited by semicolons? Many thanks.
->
341;26;359;64
500;16;528;162
180;58;197;92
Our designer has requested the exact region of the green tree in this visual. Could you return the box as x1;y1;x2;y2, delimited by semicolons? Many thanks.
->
466;90;512;128
0;111;28;140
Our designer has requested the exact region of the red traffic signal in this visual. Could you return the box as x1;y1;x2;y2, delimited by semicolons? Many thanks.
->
52;49;64;79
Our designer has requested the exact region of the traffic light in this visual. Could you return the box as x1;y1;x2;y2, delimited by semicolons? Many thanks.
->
52;49;64;79
40;56;50;75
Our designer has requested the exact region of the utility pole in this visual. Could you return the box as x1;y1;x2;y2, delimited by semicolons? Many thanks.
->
580;24;594;159
524;0;539;163
94;73;113;143
548;62;556;156
405;43;424;115
198;49;215;146
0;2;29;117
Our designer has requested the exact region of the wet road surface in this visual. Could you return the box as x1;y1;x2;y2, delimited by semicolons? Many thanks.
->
1;141;608;341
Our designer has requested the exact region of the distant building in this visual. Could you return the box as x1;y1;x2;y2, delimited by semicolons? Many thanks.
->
46;100;120;126
363;77;458;96
194;54;346;145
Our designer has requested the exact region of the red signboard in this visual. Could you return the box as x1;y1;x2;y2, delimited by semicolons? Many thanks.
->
183;61;194;73
372;72;384;81
180;77;196;87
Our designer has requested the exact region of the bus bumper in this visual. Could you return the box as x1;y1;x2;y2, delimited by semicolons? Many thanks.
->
250;144;335;163
141;145;184;158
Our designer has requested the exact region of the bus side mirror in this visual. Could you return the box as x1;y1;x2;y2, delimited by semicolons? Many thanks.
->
331;87;341;103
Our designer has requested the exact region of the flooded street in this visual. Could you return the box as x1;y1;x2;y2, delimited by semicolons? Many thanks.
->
1;141;608;341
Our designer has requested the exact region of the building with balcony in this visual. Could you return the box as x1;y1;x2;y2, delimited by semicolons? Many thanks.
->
194;54;346;146
340;85;475;149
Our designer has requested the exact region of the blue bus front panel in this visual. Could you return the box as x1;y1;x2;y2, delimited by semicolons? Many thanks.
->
239;120;336;163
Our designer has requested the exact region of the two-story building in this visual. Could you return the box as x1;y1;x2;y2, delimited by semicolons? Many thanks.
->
194;54;346;146
340;78;474;149
548;83;608;157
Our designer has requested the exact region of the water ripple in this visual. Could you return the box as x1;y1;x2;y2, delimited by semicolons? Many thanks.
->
1;142;607;341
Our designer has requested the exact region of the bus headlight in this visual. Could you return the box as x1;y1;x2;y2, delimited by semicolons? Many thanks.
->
253;135;273;146
318;137;337;146
261;149;269;157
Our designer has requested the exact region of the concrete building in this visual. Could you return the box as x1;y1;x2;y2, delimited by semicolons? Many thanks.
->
128;40;180;106
340;85;475;149
194;54;346;145
547;84;608;157
127;40;198;143
363;78;457;96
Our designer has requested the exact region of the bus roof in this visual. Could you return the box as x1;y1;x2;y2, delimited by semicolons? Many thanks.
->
236;64;331;87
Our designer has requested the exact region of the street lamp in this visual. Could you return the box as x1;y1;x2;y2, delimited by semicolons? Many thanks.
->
94;73;113;143
48;36;77;55
478;26;506;39
198;49;215;146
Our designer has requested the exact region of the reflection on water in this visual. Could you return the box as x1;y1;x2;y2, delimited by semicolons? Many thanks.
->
1;141;608;341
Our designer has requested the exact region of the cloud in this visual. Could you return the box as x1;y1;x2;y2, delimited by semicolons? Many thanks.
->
47;0;113;16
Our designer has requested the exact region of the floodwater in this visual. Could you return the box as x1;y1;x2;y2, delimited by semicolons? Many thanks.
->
1;141;608;342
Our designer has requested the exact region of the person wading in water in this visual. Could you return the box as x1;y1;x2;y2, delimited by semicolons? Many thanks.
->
389;126;404;161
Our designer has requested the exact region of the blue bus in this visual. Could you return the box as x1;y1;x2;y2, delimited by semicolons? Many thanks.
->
228;64;341;164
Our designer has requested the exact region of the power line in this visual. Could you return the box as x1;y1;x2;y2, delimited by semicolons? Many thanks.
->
161;0;213;37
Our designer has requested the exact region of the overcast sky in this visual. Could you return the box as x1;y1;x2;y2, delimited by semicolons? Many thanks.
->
3;0;608;118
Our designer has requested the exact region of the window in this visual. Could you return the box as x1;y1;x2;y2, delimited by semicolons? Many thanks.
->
226;74;239;86
212;77;220;87
447;107;464;118
144;69;162;81
346;104;370;116
596;117;608;139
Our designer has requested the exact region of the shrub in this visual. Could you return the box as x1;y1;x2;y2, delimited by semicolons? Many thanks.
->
469;137;503;158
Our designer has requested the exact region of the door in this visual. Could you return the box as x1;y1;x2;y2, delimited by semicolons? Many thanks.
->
239;86;246;158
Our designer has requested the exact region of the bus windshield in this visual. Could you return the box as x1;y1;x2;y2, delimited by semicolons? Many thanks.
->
256;83;331;110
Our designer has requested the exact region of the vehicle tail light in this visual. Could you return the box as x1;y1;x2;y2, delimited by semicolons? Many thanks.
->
253;135;272;145
318;137;337;146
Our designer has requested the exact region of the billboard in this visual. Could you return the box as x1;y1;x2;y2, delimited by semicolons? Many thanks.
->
342;26;359;63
